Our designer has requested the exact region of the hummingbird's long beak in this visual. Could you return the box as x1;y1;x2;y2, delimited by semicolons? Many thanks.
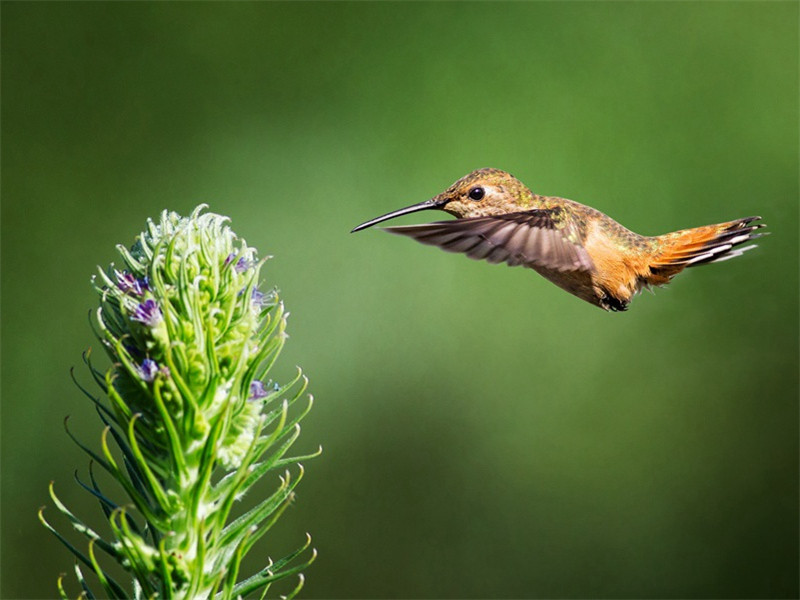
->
351;198;444;233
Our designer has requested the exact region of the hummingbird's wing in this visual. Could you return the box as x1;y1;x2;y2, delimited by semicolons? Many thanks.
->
384;210;594;272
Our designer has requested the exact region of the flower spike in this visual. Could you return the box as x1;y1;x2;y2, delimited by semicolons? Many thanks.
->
44;207;317;598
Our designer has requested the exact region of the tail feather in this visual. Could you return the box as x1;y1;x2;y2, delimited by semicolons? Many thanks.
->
647;216;766;282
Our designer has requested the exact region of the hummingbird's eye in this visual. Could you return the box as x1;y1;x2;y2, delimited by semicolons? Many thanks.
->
468;187;485;201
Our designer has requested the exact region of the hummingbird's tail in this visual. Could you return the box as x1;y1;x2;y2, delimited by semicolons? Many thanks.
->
646;216;766;284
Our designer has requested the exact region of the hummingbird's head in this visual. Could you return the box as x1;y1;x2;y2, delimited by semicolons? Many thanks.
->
351;168;533;232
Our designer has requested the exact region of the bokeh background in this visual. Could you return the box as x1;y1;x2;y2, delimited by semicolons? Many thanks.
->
2;3;797;599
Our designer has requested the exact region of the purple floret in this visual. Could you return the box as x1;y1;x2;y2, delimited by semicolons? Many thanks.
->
249;379;279;400
251;289;274;310
235;257;250;273
115;270;149;296
225;253;251;273
140;359;158;382
249;380;269;400
132;299;162;327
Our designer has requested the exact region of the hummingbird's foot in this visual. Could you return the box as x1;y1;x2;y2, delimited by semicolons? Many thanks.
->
599;292;629;312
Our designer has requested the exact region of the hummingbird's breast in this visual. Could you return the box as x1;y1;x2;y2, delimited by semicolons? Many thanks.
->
535;197;657;310
583;212;657;308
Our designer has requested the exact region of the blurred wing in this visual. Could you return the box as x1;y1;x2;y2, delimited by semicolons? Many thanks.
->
384;209;594;272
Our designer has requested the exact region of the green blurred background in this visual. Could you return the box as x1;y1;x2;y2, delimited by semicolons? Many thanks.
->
2;2;797;598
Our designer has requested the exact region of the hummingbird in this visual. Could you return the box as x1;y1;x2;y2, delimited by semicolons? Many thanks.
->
351;168;766;311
